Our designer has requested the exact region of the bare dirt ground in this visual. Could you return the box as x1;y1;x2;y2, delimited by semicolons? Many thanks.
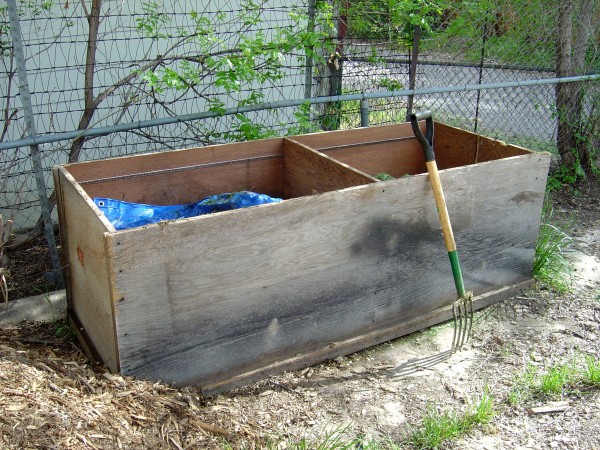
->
1;182;598;449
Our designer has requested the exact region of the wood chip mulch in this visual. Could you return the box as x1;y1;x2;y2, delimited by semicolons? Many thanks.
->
0;323;261;449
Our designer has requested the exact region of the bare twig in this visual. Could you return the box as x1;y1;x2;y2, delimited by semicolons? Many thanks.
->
1;214;14;306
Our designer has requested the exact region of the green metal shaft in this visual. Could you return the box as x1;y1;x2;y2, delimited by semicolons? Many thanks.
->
448;250;466;298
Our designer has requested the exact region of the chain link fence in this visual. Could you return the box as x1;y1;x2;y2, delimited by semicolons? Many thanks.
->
336;0;599;150
0;0;598;298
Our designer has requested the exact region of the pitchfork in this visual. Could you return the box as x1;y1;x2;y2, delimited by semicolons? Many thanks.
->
409;110;473;352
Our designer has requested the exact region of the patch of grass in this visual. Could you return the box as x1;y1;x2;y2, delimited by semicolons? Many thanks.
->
546;163;587;192
374;172;395;181
508;356;600;405
263;390;495;450
533;198;572;292
406;391;495;450
508;363;539;406
264;428;383;450
466;390;496;426
538;364;574;397
54;319;77;341
583;355;600;386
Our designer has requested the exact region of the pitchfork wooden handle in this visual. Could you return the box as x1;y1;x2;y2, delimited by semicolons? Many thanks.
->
410;111;466;299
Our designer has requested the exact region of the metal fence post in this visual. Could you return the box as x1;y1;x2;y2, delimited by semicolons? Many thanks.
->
304;0;316;100
360;99;369;127
7;0;64;288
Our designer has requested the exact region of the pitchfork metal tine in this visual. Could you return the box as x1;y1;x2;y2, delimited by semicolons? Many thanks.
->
451;293;473;353
451;300;464;353
451;302;459;353
460;301;468;348
465;294;474;344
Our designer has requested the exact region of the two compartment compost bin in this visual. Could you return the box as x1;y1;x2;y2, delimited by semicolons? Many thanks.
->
54;121;550;394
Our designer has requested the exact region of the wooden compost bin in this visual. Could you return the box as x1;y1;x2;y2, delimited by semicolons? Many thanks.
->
54;122;550;394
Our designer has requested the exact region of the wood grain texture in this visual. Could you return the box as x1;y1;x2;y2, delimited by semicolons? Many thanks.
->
434;122;479;168
53;166;72;310
291;122;416;148
319;139;427;178
54;167;119;370
293;122;428;178
475;136;532;162
201;279;534;394
292;122;528;179
65;137;285;184
435;122;531;165
80;157;284;205
105;151;550;389
283;139;375;198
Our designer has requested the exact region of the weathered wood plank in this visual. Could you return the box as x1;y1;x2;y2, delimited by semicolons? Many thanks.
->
66;137;285;184
291;122;416;148
435;122;530;165
293;122;527;178
201;279;534;394
80;157;284;205
293;123;428;177
52;167;72;310
434;123;479;168
106;152;549;389
526;401;571;415
476;137;531;162
54;167;119;371
283;139;375;198
318;139;427;178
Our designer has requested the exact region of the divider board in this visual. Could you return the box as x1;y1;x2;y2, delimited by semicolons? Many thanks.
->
283;139;375;198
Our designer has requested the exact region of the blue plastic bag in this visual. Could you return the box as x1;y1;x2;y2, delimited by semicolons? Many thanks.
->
94;191;282;230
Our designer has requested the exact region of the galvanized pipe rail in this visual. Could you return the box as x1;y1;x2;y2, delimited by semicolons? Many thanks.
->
0;74;597;152
6;0;63;287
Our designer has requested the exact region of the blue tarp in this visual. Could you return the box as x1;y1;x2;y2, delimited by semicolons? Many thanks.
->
94;191;282;230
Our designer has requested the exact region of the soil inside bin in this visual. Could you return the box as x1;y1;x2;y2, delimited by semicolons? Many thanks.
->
0;180;599;449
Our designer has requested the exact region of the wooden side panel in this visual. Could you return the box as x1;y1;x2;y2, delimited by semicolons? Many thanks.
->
203;280;533;394
283;139;375;198
435;122;530;165
319;139;426;178
53;167;72;310
54;167;119;371
108;152;549;389
291;122;415;148
79;157;284;205
65;138;285;183
434;123;478;168
476;137;532;163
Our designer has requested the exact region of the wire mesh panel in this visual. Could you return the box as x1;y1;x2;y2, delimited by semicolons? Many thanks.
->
0;0;598;298
1;0;314;229
329;0;599;154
